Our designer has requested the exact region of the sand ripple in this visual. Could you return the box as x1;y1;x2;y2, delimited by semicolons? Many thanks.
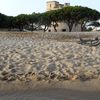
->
0;32;100;82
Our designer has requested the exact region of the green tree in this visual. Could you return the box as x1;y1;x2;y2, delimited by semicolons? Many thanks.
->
77;6;100;31
60;6;79;32
48;10;61;32
39;12;51;32
7;16;15;30
0;13;8;28
14;14;29;31
50;6;100;32
28;13;40;31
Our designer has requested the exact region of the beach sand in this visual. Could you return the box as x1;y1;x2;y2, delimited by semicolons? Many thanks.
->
0;80;100;100
0;31;100;100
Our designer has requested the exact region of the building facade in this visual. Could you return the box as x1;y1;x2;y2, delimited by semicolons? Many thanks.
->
46;0;81;32
46;1;70;11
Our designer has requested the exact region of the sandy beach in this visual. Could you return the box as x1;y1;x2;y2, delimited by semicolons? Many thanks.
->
0;32;99;82
0;88;99;100
0;31;100;100
0;80;100;100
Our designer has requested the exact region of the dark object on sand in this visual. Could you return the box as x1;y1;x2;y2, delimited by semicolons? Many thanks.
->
78;37;100;46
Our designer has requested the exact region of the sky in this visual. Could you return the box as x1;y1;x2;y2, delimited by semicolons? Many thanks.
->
0;0;100;16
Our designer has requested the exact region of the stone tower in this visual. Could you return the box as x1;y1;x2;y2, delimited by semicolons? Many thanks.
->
46;0;70;11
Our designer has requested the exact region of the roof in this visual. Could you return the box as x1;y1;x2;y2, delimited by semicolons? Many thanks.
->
46;0;59;3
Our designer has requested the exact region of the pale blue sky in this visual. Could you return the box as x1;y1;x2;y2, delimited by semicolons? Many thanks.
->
0;0;100;16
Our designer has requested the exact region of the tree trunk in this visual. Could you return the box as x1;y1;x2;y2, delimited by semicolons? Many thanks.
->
80;21;87;31
53;25;57;32
8;25;12;31
80;21;84;31
52;22;58;32
31;23;34;31
68;23;73;32
43;25;48;32
65;20;74;32
19;25;23;31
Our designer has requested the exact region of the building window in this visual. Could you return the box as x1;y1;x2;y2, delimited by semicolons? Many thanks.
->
48;29;51;32
62;29;66;32
54;4;58;8
50;4;51;8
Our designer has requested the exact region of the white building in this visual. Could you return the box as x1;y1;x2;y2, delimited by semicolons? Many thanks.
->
46;0;70;11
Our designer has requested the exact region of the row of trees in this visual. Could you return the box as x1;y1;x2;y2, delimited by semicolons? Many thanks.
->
0;6;100;32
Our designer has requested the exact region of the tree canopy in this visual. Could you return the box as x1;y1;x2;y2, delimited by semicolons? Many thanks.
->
0;6;100;32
